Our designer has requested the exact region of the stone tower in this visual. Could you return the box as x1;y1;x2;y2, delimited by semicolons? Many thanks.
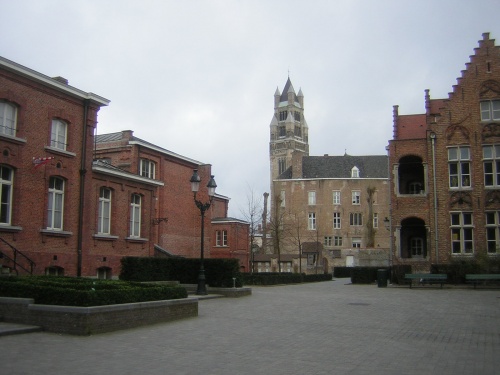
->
269;77;309;188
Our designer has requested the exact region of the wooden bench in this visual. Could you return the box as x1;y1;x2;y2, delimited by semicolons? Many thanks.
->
405;273;447;289
465;274;500;289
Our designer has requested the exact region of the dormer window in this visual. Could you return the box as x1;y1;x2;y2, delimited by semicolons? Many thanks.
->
351;166;360;178
480;100;500;121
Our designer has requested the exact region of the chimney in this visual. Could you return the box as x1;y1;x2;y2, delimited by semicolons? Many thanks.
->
53;76;68;85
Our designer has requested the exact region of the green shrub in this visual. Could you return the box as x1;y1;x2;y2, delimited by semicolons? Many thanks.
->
241;272;331;285
351;267;387;284
333;267;352;278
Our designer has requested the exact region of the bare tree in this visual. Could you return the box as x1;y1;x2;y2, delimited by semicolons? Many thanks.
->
365;186;376;248
239;185;263;273
268;188;287;272
283;211;307;273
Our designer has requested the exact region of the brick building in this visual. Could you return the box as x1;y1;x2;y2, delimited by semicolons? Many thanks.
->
0;56;249;277
268;78;390;273
388;33;500;271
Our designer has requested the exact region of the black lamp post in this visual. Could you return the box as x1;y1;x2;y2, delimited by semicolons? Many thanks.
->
190;169;217;295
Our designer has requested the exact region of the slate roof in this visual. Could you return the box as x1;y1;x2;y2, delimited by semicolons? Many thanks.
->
298;154;388;179
279;77;299;103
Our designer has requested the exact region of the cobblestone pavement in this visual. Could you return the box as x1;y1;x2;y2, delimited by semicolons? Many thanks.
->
1;280;499;375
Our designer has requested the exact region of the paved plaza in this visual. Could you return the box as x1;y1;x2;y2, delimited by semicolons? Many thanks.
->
1;280;499;375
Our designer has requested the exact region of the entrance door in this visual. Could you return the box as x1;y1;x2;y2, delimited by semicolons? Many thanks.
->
346;255;354;267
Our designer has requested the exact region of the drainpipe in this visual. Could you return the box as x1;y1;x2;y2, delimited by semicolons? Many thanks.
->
430;132;439;264
77;99;90;277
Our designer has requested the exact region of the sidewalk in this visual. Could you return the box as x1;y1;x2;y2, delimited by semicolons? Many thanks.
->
1;279;498;375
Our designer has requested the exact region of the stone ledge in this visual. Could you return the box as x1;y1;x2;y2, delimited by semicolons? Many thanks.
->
182;284;252;297
0;297;198;336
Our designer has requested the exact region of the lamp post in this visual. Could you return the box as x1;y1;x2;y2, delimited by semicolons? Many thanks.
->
190;169;217;295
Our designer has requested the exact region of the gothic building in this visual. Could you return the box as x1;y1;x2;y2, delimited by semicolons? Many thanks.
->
388;33;500;271
267;78;390;273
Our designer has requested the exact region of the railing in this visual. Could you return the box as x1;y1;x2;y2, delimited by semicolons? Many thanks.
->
0;237;35;275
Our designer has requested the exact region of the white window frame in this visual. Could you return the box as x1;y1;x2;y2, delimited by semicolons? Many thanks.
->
480;100;500;121
324;236;332;247
410;237;424;258
98;187;112;235
352;190;361;205
351;166;359;178
333;190;341;205
140;159;156;179
50;119;68;151
448;146;471;188
308;212;316;230
308;191;316;205
0;166;13;225
483;145;500;187
216;230;228;246
373;213;379;228
47;177;64;230
130;194;141;238
352;237;362;248
333;212;341;229
0;101;17;136
450;212;473;255
334;236;343;247
485;211;500;254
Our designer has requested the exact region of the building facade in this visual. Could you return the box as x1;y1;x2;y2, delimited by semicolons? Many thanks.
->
269;79;390;273
0;56;249;278
388;33;500;271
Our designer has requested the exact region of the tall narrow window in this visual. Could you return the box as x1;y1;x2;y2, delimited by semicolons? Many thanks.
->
308;212;316;230
0;166;13;225
448;147;471;188
450;212;473;254
0;102;17;136
351;191;361;205
47;177;64;230
333;212;341;229
50;119;68;150
280;190;286;207
485;211;500;254
373;213;379;228
130;194;141;238
140;159;155;179
483;145;500;187
333;190;341;205
98;187;111;235
278;158;286;175
308;191;316;205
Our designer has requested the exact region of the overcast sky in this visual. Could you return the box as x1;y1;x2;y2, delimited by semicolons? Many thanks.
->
2;1;500;218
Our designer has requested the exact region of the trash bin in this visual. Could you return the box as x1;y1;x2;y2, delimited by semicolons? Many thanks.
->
377;269;388;288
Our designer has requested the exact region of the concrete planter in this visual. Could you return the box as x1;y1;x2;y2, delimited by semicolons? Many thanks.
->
0;296;198;335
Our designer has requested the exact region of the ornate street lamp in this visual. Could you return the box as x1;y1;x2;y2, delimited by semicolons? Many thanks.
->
190;169;217;295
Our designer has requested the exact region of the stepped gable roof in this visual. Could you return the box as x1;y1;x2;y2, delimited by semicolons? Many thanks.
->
396;114;427;140
279;77;298;103
302;154;388;179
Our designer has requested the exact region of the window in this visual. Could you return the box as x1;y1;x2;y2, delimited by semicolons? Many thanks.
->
333;191;341;205
280;190;286;207
450;212;473;254
448;147;471;188
308;191;316;205
130;194;141;238
485;211;500;254
0;166;13;225
334;236;343;246
216;230;228;246
47;177;64;230
483;145;500;187
140;159;155;179
480;100;500;121
324;236;332;247
0;101;17;136
279;111;287;121
350;213;362;226
294;111;301;121
98;187;111;235
308;212;316;230
409;182;423;194
333;212;341;229
294;126;301;137
351;191;360;205
352;237;362;248
278;158;286;175
373;213;379;228
278;126;286;137
351;166;359;178
50;119;68;150
410;237;424;257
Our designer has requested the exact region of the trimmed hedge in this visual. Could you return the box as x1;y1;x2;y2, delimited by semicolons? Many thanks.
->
333;267;352;278
0;276;187;306
241;272;331;285
120;257;242;287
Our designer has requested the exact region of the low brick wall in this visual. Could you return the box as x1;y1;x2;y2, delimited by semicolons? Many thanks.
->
0;297;198;335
